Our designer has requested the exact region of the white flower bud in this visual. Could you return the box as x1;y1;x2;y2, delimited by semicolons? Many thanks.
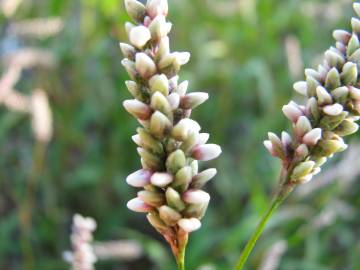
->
198;133;210;145
176;80;189;96
263;140;276;156
151;172;174;187
127;198;153;212
323;103;343;116
172;118;201;141
352;17;360;33
121;58;137;79
354;2;360;17
332;29;351;43
157;36;170;58
146;0;168;18
135;52;157;78
149;15;171;39
120;43;136;59
167;92;180;109
129;26;151;48
350;86;360;100
192;144;222;161
132;134;141;145
126;169;152;187
125;22;135;35
316;86;333;105
281;131;292;152
293;81;307;96
302;128;322;146
183;190;210;204
180;92;209;109
174;52;191;65
178;218;201;233
295;116;312;137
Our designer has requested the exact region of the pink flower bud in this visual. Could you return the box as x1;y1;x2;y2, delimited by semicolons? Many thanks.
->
302;128;322;146
192;144;222;161
263;140;276;156
282;101;303;122
126;169;152;187
123;99;152;120
127;198;153;212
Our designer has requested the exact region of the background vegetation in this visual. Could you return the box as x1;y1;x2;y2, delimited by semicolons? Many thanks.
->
0;0;359;269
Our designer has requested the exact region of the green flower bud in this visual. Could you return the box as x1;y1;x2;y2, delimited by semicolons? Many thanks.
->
150;111;172;138
172;166;192;192
124;0;146;22
138;190;165;207
291;161;315;180
341;62;358;84
314;139;346;157
335;119;359;136
147;213;169;234
325;67;341;90
180;92;209;110
137;128;164;154
149;74;169;96
319;111;347;130
137;147;163;171
159;205;181;226
347;34;360;56
166;149;186;174
150;91;172;119
166;187;185;211
191;168;217;189
331;86;349;105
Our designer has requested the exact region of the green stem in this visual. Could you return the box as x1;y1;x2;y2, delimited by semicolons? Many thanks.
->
234;182;294;270
176;246;186;270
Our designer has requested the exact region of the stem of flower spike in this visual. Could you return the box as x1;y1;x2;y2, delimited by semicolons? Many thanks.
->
176;245;186;270
167;229;188;270
234;171;295;270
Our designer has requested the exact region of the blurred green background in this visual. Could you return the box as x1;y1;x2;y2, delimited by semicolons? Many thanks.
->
1;0;360;269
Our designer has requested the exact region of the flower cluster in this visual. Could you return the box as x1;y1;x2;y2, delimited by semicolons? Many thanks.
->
120;0;221;253
264;3;360;185
64;214;97;270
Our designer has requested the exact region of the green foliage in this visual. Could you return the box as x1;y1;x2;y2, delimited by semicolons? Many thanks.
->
0;0;359;269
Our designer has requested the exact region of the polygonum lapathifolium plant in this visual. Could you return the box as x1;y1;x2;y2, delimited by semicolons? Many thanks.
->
264;3;360;190
120;0;221;268
235;3;360;270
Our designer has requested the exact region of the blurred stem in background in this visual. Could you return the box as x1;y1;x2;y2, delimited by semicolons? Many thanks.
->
18;141;47;270
235;170;295;270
